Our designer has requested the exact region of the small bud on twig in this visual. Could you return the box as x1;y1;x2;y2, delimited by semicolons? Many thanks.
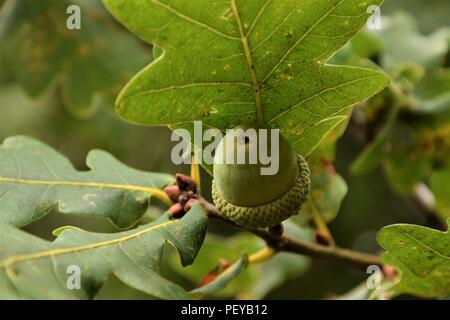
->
315;230;332;247
198;258;231;287
219;258;231;269
176;173;197;193
184;198;200;212
382;264;398;281
178;194;189;206
168;203;185;218
164;185;181;203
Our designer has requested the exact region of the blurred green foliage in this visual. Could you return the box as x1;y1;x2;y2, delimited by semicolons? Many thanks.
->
0;0;148;118
0;0;449;299
344;12;450;220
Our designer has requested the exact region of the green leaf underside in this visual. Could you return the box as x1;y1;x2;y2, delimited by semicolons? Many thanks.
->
189;254;249;298
0;204;208;300
103;0;389;156
377;219;450;298
0;136;174;228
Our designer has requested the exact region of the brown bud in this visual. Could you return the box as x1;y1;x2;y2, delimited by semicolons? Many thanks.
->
315;230;331;247
198;269;219;287
198;258;231;287
324;161;336;175
382;264;397;281
176;173;197;193
219;259;231;270
164;185;180;203
183;198;200;212
168;203;185;218
178;194;189;206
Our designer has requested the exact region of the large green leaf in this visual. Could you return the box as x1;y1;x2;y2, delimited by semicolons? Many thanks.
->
0;204;208;300
0;136;174;228
377;219;450;298
0;0;149;118
103;0;389;156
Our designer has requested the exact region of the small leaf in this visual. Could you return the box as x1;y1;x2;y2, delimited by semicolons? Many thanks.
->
0;136;174;228
103;0;389;156
0;204;208;300
301;160;347;223
189;254;248;299
377;219;450;298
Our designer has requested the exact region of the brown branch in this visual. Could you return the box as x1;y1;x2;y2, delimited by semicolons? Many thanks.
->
199;198;382;271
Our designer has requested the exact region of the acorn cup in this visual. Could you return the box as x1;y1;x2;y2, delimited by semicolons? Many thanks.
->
212;126;310;228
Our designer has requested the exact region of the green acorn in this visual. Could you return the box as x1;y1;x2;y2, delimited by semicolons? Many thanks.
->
212;126;310;228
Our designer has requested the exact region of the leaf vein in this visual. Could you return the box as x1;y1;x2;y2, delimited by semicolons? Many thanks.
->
268;75;375;123
150;0;240;41
261;0;346;84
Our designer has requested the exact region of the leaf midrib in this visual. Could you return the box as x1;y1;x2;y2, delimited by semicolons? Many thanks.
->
0;219;177;269
124;0;351;126
233;0;346;124
231;0;263;124
401;231;450;261
0;176;171;205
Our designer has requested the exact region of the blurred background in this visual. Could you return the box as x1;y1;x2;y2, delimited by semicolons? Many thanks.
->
0;0;449;299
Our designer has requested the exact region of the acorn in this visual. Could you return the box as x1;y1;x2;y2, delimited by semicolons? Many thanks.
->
212;126;310;228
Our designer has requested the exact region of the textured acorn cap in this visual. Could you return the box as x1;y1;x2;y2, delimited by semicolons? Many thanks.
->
212;155;310;228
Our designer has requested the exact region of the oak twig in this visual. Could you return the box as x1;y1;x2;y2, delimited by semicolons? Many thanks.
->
199;198;382;270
